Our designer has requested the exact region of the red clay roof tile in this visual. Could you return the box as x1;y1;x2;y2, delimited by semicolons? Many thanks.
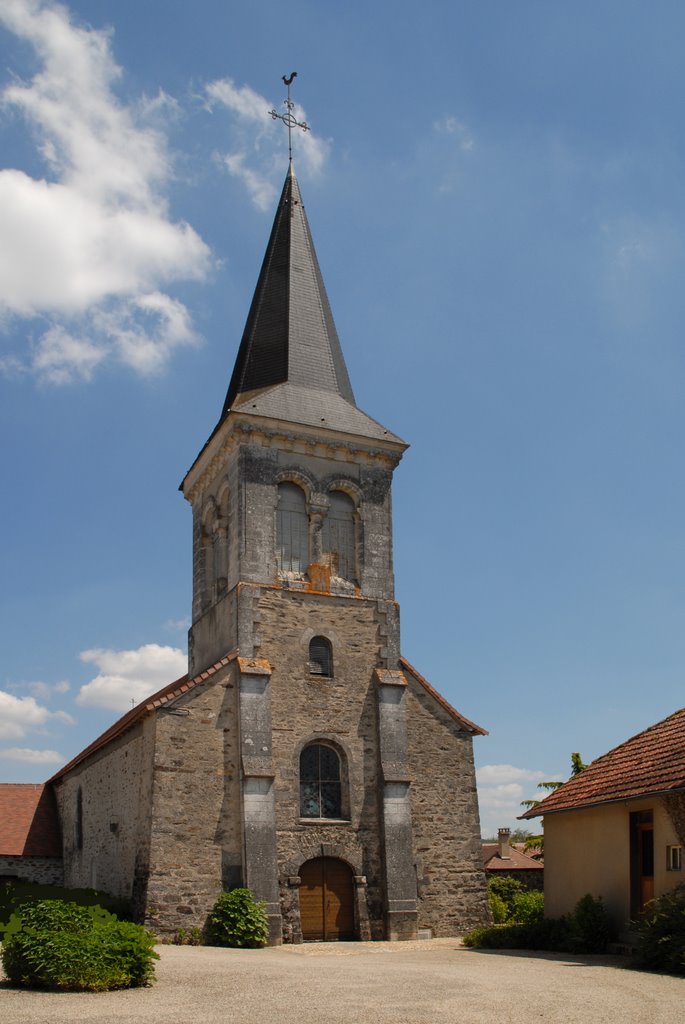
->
0;784;61;856
521;706;685;818
482;843;543;871
47;650;238;784
400;657;488;735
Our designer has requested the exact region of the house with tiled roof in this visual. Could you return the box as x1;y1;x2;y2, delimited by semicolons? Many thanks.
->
521;707;685;929
482;828;544;890
11;155;490;943
0;784;63;885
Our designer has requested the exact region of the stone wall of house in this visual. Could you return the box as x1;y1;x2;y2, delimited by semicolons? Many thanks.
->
54;718;155;910
0;855;63;886
486;868;544;892
406;676;490;935
145;663;242;937
258;587;388;940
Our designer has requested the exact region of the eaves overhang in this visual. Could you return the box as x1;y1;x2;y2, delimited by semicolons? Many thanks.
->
519;783;685;820
181;405;408;499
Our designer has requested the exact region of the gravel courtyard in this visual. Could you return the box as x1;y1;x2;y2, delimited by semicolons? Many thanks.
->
2;938;683;1024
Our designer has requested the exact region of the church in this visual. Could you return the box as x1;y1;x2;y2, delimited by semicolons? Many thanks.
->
3;162;489;943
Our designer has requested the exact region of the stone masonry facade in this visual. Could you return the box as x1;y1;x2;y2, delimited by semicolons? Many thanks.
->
46;165;489;942
0;856;63;886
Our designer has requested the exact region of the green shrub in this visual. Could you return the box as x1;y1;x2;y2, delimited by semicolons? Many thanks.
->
172;926;203;946
463;916;572;951
463;893;611;954
569;893;610;953
487;876;524;910
633;882;685;975
486;877;544;924
488;890;509;923
510;889;545;924
206;888;268;948
0;899;158;991
0;880;131;927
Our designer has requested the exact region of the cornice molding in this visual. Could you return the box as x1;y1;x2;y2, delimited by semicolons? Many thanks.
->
183;415;403;504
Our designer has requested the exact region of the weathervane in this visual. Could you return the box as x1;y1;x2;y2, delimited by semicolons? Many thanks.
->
268;72;309;163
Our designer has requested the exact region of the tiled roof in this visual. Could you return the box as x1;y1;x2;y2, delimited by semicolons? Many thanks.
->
482;843;543;871
521;706;685;818
48;651;238;783
400;657;488;736
0;783;61;857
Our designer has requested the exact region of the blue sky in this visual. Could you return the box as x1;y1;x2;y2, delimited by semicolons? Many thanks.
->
1;0;684;837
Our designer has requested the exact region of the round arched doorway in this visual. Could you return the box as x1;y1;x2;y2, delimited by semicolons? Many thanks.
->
299;857;355;941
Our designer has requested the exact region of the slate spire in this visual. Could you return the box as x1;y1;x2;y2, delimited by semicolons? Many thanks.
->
218;165;405;447
221;165;355;417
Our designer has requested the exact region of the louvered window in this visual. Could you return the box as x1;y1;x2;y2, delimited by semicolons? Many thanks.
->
309;636;332;677
276;483;309;572
322;491;355;580
300;743;342;819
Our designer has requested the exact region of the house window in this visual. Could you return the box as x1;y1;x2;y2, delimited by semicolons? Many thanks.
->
667;845;682;871
322;490;356;580
309;636;332;677
277;483;309;572
300;743;342;819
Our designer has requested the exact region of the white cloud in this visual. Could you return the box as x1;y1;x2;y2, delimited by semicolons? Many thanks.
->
598;214;682;331
0;0;211;383
220;151;277;213
10;678;72;701
205;76;330;210
163;616;191;634
434;115;474;152
476;764;547;785
0;746;63;764
476;763;560;837
25;681;52;701
0;689;74;740
76;643;187;711
206;78;268;124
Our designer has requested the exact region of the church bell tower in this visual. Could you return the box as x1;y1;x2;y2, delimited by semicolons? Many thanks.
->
181;163;422;943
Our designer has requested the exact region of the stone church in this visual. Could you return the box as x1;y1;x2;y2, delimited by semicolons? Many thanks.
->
4;164;490;943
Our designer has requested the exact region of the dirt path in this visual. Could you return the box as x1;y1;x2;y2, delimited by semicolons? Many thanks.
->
1;939;682;1023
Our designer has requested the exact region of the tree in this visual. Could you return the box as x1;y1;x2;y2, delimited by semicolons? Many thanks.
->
518;754;587;859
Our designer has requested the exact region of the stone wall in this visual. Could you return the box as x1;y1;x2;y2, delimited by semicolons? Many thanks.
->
145;663;242;936
0;856;63;886
486;868;544;892
406;676;490;935
54;717;155;909
187;432;401;677
258;587;388;940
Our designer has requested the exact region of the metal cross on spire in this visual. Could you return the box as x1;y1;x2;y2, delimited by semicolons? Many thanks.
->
268;72;309;163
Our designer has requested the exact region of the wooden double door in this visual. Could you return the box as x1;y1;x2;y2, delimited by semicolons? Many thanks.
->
299;857;355;941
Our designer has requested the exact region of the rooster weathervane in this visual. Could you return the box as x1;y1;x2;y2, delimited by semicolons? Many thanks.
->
268;72;309;162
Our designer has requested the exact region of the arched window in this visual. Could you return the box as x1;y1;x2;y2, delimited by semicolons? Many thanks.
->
300;743;342;819
277;483;309;572
322;491;356;580
309;636;332;677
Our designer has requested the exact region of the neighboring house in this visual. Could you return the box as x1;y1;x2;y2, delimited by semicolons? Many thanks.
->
521;708;685;931
0;784;63;885
482;828;544;891
4;163;490;944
